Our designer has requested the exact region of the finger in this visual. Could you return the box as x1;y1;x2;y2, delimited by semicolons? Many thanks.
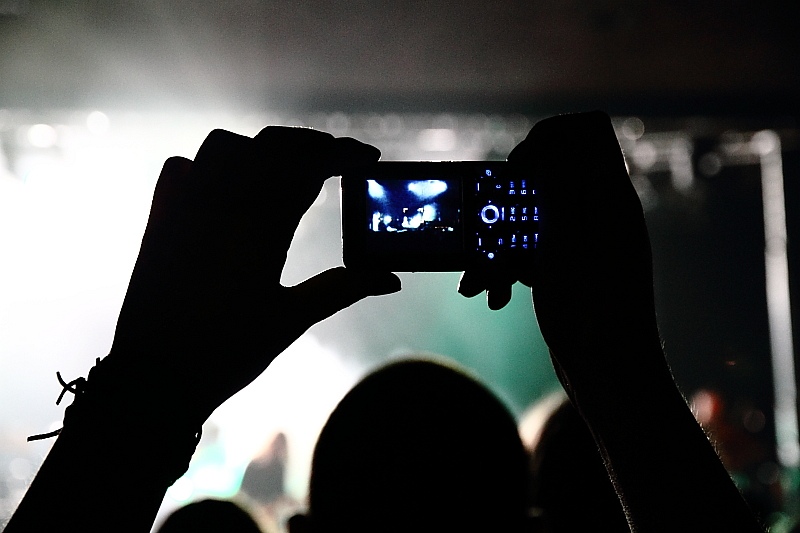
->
323;136;382;175
517;268;536;288
254;125;335;146
458;267;517;310
287;267;401;327
252;129;380;222
143;156;193;231
506;136;533;163
486;283;514;310
254;127;381;177
458;262;517;293
457;270;488;298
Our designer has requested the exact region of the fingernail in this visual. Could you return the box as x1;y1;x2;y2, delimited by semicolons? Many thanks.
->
336;137;381;162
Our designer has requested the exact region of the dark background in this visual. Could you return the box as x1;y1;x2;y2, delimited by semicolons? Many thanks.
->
1;0;798;117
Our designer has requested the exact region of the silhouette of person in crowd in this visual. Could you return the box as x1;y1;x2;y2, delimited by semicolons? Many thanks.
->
287;357;528;532
240;432;289;507
239;431;301;532
155;498;262;533
520;392;629;532
4;111;766;532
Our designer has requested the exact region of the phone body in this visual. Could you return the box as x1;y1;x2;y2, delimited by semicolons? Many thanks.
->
341;161;539;272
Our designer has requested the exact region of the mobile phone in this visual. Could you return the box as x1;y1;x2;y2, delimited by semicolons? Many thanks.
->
341;161;539;272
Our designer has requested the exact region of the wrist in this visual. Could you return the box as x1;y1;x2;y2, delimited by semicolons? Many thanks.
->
35;356;203;488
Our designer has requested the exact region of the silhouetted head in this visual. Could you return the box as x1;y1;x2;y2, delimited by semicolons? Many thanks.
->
240;431;290;505
155;498;262;533
290;357;529;532
521;394;629;532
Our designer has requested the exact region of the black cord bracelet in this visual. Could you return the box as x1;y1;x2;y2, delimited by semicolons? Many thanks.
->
28;356;203;487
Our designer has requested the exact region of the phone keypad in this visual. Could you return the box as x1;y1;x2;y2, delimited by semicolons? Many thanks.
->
472;169;539;263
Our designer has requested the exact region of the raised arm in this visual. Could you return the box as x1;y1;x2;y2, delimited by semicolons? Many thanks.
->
6;127;399;532
459;111;764;532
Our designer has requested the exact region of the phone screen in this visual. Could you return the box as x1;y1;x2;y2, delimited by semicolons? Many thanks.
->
363;178;463;255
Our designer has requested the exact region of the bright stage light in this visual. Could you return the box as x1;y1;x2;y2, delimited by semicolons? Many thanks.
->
26;124;57;148
86;111;110;135
367;179;385;199
407;179;447;199
417;128;456;152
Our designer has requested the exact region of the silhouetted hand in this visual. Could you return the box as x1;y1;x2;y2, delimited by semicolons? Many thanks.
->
458;111;662;399
104;127;400;426
462;112;765;533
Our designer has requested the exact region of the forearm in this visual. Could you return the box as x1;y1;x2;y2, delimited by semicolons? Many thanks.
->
5;424;171;532
5;358;200;533
569;343;765;533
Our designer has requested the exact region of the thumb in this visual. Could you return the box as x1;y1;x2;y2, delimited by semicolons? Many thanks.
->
287;267;401;327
